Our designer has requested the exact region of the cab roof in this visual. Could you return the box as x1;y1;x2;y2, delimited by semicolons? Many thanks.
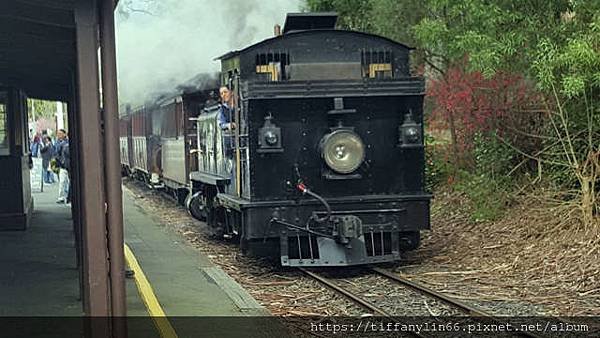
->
215;29;413;62
282;12;338;34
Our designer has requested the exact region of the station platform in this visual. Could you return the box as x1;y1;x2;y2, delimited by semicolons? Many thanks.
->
122;187;287;337
0;183;287;337
0;183;95;337
0;184;82;317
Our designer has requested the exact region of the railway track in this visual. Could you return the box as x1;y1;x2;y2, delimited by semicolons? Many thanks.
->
299;267;541;338
298;268;393;317
299;268;425;337
370;267;493;317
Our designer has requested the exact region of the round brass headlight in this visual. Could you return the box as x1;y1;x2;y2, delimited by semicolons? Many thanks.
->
321;130;365;174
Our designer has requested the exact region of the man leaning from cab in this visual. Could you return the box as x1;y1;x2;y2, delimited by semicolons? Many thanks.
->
217;86;237;193
217;86;236;132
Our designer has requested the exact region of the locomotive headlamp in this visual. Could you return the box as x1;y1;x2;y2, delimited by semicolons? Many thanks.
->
398;112;422;148
405;126;419;143
264;130;278;146
321;130;365;174
258;115;283;153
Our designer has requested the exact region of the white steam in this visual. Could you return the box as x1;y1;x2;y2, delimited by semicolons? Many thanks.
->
115;0;301;106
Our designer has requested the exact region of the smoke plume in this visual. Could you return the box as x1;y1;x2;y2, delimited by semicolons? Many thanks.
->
115;0;301;107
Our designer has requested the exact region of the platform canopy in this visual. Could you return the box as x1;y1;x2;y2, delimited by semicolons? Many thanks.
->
0;0;117;101
0;0;126;324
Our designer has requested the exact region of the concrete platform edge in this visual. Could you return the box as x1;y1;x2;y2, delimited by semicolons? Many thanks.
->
201;267;268;315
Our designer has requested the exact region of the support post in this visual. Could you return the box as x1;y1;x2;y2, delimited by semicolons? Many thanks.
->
67;98;84;303
74;0;112;323
100;0;127;323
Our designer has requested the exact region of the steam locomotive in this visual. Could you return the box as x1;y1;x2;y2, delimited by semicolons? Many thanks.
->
119;13;431;266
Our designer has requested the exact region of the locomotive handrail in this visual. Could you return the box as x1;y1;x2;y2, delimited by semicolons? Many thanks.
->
242;78;425;99
312;208;406;215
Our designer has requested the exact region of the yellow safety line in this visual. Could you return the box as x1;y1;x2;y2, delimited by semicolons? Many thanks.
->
124;244;178;338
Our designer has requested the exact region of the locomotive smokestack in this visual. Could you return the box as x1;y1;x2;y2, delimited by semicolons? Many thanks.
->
274;24;282;36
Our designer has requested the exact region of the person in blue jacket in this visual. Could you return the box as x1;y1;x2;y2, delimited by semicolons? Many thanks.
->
30;134;42;157
217;86;237;193
54;129;70;203
40;136;55;184
217;86;236;131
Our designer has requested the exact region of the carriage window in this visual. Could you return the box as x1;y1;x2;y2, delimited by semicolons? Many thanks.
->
0;92;8;155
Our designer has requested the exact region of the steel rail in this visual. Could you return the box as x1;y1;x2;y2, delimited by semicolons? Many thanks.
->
298;268;392;317
371;267;541;338
371;267;492;317
298;268;425;338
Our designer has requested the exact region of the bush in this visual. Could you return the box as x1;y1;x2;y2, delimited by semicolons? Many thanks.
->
455;132;515;221
471;132;514;181
424;133;453;192
455;171;510;222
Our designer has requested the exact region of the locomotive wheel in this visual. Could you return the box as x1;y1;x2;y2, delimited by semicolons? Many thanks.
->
207;206;228;237
203;186;219;226
176;189;189;206
189;198;208;222
206;205;215;226
399;231;421;251
185;190;203;220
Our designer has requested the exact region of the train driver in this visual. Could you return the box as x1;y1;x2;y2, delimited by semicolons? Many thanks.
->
217;86;236;131
218;86;236;193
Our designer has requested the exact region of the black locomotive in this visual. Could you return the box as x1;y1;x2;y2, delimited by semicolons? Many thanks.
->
120;13;431;266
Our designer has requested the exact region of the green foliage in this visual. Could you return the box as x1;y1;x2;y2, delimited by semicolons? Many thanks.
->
533;23;600;98
367;0;427;47
424;133;452;192
413;1;573;75
472;132;514;182
455;132;515;221
305;0;427;48
304;0;374;31
27;99;57;121
410;0;600;134
456;171;509;222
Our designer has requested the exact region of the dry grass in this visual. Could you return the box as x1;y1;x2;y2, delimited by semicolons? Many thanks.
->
404;188;600;316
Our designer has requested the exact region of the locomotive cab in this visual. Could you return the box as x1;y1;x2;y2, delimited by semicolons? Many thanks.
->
189;13;431;266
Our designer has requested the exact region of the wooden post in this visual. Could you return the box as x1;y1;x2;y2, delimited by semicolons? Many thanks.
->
100;0;128;323
74;0;112;325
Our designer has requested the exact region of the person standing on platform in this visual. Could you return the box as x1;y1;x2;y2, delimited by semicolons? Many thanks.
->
62;142;71;204
40;136;55;184
30;134;42;157
55;129;70;203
